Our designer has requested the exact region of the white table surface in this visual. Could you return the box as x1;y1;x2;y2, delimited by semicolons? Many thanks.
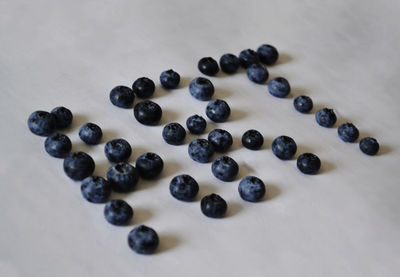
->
1;0;400;276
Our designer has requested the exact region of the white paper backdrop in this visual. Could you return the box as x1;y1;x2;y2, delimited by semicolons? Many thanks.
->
1;0;400;276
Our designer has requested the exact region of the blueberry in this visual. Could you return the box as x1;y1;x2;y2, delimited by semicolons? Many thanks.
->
200;193;227;218
239;49;259;68
268;77;291;98
272;135;297;160
242;129;264;150
337;123;359;143
81;176;112;203
189;77;214;101
136;152;164;179
169;174;199;201
160;69;180;89
63;152;95;181
208;129;233;152
128;225;159;254
134;100;162;126
188;139;214;163
27;110;56;136
107;162;139;192
359;137;379;156
162;122;186;145
294;95;313;113
186;115;207;134
104;138;132;163
257;44;279;65
206;99;231;123
219;53;240;74
79;123;103;145
315;108;337;128
44;133;72;158
247;64;269;84
297;153;321;174
238;176;266;202
104;199;133;226
211;156;239;182
198;57;219;76
109;86;135;108
51;106;73;129
132;77;155;99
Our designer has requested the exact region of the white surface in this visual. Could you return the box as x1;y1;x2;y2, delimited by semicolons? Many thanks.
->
1;0;400;276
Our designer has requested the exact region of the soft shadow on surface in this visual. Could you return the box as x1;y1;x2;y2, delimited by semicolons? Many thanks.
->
160;109;180;125
228;109;247;122
156;233;180;254
266;184;280;201
178;76;192;89
196;184;219;201
229;135;242;152
68;113;90;131
237;162;254;180
93;159;112;178
276;53;293;65
225;202;243;218
214;87;233;99
289;88;307;100
131;146;151;162
318;160;335;174
132;207;153;226
159;161;182;179
377;145;392;156
101;129;121;144
295;144;316;159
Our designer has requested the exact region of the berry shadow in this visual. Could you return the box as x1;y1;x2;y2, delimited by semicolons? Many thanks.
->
229;136;242;152
101;129;121;144
266;184;280;201
178;76;192;89
288;88;307;100
237;162;254;180
196;183;219;201
160;109;180;125
214;87;233;99
156;233;180;254
275;53;293;65
131;207;153;226
159;161;182;179
93;159;111;178
318;160;335;174
67;113;90;132
377;145;392;156
228;109;247;122
225;202;243;217
130;146;151;163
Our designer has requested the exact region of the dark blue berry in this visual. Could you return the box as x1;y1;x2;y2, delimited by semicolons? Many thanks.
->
238;176;266;202
211;156;239;182
219;53;240;74
81;176;112;203
79;123;103;145
201;193;227;218
268;77;291;98
359;137;379;156
338;123;359;143
186;115;207;134
239;49;259;68
297;153;321;174
109;86;135;108
316;108;337;128
206;99;231;123
208;129;233;152
247;64;269;84
132;77;155;99
136;152;164;179
63;152;95;181
104;199;133;226
189;77;214;101
188;139;214;163
169;174;199;201
104;138;132;163
134;100;162;126
160;69;180;89
272;135;297;160
107;162;139;192
128;225;159;254
51;106;73;129
27;110;56;136
241;129;264;150
257;44;279;65
294;95;313;113
162;122;186;145
44;133;72;158
198;57;219;76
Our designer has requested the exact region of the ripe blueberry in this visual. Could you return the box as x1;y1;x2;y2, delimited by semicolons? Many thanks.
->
188;139;214;163
169;174;199;201
51;106;73;129
239;49;259;68
297;153;321;174
109;86;135;108
79;122;103;145
44;133;72;158
219;53;240;74
268;77;291;98
338;123;359;143
162;122;186;145
359;137;379;156
63;152;95;181
201;193;227;218
257;44;279;65
107;162;139;192
81;176;112;203
198;57;219;76
189;77;214;101
238;176;266;202
247;64;269;84
134;100;162;126
272;135;297;160
104;138;132;163
315;108;337;128
186;115;207;134
135;152;164;179
27;110;56;136
128;225;159;254
241;129;264;150
104;199;133;226
208;129;233;152
160;69;180;89
132;77;155;99
211;156;239;182
205;99;231;123
294;95;313;113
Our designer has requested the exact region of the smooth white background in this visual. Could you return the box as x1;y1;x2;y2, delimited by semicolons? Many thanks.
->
1;0;400;276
